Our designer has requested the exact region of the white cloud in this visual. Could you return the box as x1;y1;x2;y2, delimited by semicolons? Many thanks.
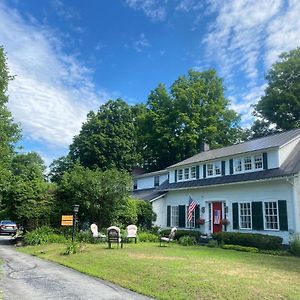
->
132;33;150;52
0;2;109;148
175;0;203;12
200;0;300;124
125;0;167;22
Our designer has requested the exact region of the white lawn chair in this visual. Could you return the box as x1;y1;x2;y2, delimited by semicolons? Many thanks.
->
160;227;177;246
125;225;138;243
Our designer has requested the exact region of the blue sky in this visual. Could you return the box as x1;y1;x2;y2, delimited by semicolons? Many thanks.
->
1;0;300;166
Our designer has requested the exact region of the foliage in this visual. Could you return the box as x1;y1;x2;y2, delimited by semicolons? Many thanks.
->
207;240;218;248
212;232;283;250
24;226;66;245
222;244;259;253
178;235;196;246
159;229;200;241
289;235;300;257
57;165;132;228
48;156;75;183
254;47;300;130
259;249;291;256
249;119;278;139
136;200;156;228
64;242;83;255
138;232;158;242
136;70;245;171
116;198;138;226
75;231;94;243
69;99;139;172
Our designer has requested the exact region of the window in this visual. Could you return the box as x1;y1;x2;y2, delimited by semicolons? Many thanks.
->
239;203;252;229
133;180;137;190
264;202;279;230
207;164;213;176
171;206;179;227
191;166;196;179
215;162;221;175
154;176;159;187
244;157;252;171
254;154;263;169
235;158;242;172
186;206;195;228
184;168;189;180
178;169;183;181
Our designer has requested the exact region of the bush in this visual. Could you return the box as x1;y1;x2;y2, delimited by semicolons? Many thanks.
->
159;229;201;241
222;244;259;253
178;236;196;246
212;232;282;250
24;226;66;245
259;249;291;256
76;231;94;243
290;235;300;257
138;232;158;242
207;240;218;248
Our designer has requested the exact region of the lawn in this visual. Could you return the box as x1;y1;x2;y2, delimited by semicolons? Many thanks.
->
19;243;300;300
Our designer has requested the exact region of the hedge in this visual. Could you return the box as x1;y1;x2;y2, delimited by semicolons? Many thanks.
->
222;244;259;253
159;229;201;241
212;232;282;250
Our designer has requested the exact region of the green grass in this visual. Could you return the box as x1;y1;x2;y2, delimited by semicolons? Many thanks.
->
18;243;300;300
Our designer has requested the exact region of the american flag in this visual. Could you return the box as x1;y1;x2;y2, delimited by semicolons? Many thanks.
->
187;195;196;222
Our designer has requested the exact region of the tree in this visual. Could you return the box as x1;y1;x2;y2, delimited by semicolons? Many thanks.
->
0;47;20;196
48;155;75;183
69;99;139;171
249;119;278;139
137;70;244;171
254;48;300;130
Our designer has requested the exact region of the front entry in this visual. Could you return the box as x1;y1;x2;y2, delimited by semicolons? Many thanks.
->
212;202;222;233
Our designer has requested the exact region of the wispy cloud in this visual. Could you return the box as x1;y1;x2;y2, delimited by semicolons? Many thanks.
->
132;33;150;52
0;2;110;149
125;0;167;22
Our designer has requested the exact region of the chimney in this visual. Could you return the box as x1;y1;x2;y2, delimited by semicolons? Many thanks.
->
200;142;210;152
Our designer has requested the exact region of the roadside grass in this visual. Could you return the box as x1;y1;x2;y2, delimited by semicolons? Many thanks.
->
18;243;300;300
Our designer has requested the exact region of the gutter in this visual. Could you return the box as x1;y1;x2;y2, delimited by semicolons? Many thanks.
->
149;193;166;203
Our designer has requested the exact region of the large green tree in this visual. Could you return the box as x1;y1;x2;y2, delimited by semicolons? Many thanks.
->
254;48;300;130
137;70;244;171
0;47;20;196
69;99;139;171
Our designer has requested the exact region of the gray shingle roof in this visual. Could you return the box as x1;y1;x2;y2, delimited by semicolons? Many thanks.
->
132;188;166;201
169;128;300;168
158;140;300;191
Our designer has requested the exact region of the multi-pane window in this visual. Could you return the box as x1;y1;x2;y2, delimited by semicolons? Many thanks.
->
207;164;214;176
215;162;221;175
244;157;252;170
207;161;222;177
191;166;196;179
264;202;279;230
239;203;252;229
184;168;190;180
235;158;242;172
178;169;183;181
186;207;195;228
254;154;263;169
133;180;137;190
171;206;179;227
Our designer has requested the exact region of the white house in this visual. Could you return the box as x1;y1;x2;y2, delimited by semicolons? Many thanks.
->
133;128;300;244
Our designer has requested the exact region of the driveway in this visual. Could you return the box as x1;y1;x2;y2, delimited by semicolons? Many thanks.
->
0;236;152;300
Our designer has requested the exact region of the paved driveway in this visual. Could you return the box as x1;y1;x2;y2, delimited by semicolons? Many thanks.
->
0;236;152;300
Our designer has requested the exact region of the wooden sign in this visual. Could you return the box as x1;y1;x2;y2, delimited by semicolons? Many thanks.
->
61;215;73;226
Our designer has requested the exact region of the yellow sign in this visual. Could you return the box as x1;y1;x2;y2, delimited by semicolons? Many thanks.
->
61;215;73;226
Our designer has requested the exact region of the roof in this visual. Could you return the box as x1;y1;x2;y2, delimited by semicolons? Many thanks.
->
169;128;300;168
132;188;166;201
157;140;300;191
134;169;168;179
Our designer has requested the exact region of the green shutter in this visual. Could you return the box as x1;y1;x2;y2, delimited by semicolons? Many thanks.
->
252;202;264;230
167;206;171;227
278;200;288;231
232;203;239;229
179;205;186;228
221;161;226;176
229;159;233;174
174;170;177;183
196;165;200;179
195;205;200;228
203;164;206;178
263;152;268;169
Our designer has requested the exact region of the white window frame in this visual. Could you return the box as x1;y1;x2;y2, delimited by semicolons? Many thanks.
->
206;161;222;177
177;167;197;182
178;169;183;181
234;154;264;174
184;168;190;180
239;202;252;229
190;166;196;179
186;206;195;228
171;206;179;227
263;201;279;231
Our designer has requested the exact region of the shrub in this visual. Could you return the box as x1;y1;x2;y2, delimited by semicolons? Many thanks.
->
259;249;291;256
76;231;94;243
212;232;282;250
138;232;158;242
290;235;300;257
159;229;201;241
222;244;259;253
24;226;66;245
207;240;218;248
178;236;196;246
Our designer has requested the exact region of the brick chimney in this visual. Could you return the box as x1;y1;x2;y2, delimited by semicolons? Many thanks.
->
200;142;210;152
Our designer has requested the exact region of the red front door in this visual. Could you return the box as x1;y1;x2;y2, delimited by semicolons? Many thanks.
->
212;202;222;233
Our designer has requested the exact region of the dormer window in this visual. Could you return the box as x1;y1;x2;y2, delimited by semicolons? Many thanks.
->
235;158;242;172
254;154;263;169
191;166;196;179
244;157;252;170
207;161;221;177
234;154;263;174
184;168;189;180
178;169;183;181
177;166;197;181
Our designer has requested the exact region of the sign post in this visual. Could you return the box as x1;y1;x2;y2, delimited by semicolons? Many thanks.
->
72;204;80;242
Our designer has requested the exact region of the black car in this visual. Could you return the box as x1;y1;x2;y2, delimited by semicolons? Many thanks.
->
0;220;18;235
